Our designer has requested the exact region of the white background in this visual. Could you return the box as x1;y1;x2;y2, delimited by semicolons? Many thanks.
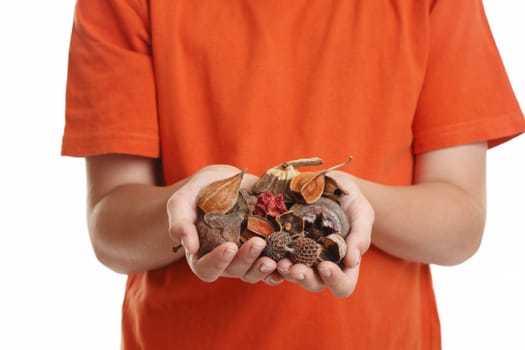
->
0;1;523;349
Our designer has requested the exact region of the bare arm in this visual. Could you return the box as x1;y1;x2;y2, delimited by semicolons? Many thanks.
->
85;142;485;295
331;142;487;266
86;154;272;278
86;154;184;274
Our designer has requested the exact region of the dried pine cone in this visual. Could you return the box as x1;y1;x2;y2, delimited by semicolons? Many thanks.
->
264;231;292;261
290;237;321;267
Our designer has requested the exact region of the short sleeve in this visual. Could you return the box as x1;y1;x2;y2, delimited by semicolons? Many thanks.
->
413;0;525;154
61;0;159;157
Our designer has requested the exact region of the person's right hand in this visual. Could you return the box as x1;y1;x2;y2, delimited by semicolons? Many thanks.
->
167;165;282;284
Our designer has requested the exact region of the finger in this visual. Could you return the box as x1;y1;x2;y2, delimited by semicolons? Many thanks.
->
168;168;259;255
224;237;267;278
185;242;238;282
339;186;374;267
277;259;325;292
167;187;200;254
240;256;278;284
263;271;285;286
317;260;359;298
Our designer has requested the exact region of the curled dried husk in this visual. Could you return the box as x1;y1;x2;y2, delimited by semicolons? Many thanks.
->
240;215;275;243
323;175;347;203
290;197;351;240
276;211;304;236
319;234;347;263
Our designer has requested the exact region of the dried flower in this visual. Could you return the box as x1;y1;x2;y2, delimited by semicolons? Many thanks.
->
254;192;288;218
191;156;353;270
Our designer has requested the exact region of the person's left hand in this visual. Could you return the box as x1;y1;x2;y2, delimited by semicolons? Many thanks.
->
275;173;374;298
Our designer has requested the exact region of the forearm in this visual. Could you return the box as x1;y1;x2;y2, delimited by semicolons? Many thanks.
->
88;183;184;274
354;178;486;265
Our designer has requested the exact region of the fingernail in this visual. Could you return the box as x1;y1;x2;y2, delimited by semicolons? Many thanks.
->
249;245;264;258
292;273;304;281
223;248;236;261
259;263;273;273
266;276;281;285
278;264;291;274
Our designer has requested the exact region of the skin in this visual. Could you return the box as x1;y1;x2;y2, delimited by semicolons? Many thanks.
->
86;141;486;298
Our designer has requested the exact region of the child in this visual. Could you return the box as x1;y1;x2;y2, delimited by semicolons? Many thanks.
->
62;0;525;348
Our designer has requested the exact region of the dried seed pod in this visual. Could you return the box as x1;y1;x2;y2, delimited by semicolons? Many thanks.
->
288;157;352;204
289;171;326;204
240;215;276;243
264;231;293;261
290;197;351;239
319;234;347;263
290;237;322;267
276;212;304;236
196;211;244;256
196;169;247;214
252;158;324;197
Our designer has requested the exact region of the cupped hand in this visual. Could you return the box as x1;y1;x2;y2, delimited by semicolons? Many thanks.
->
167;165;280;284
276;171;374;298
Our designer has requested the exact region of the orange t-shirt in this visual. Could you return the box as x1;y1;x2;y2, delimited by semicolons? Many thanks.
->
62;0;525;349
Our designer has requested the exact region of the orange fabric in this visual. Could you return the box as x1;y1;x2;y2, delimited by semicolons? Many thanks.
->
62;0;525;349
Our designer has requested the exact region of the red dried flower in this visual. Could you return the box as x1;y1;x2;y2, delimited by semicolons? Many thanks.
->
254;192;288;218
